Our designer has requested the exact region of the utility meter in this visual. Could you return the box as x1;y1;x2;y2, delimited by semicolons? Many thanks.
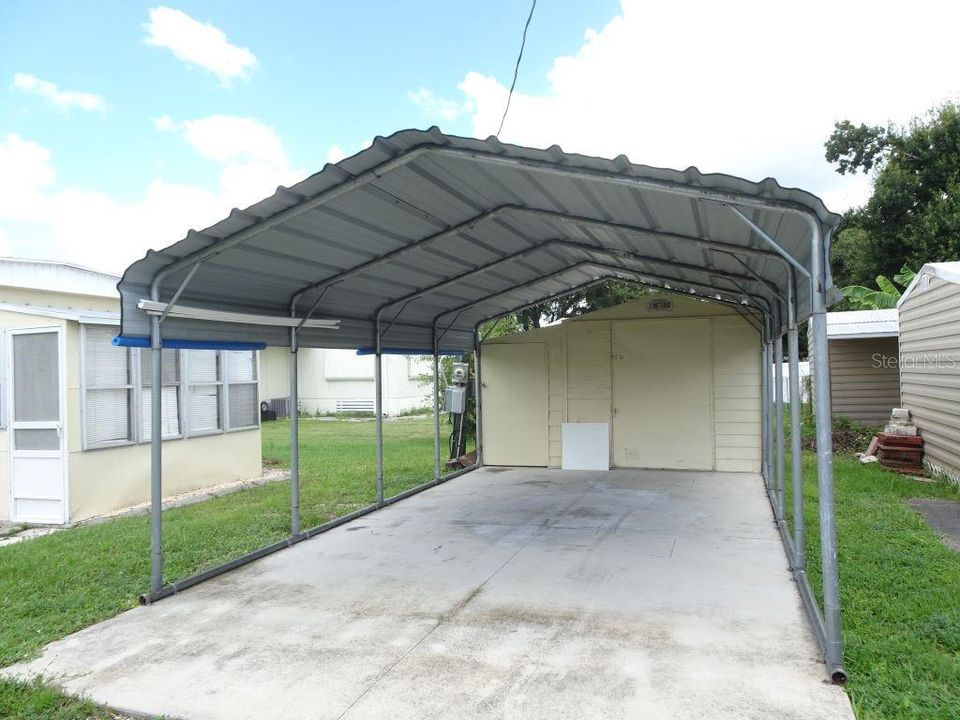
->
451;362;469;384
444;362;470;414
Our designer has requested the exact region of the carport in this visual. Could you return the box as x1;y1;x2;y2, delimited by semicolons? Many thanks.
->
114;128;845;684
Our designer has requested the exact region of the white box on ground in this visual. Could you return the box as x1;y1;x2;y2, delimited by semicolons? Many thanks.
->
561;423;610;471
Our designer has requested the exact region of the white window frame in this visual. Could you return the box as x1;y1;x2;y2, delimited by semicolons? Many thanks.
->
136;346;184;443
80;330;260;451
224;350;259;432
183;349;224;438
80;325;136;450
0;329;6;429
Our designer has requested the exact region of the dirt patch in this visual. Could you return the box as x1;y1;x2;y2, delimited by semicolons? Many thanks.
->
907;498;960;552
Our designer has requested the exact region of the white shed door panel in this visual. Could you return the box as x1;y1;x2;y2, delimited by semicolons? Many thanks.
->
612;319;714;470
482;343;548;466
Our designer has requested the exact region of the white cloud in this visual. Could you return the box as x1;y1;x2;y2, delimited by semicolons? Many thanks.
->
12;73;106;113
408;87;473;122
0;117;303;273
144;6;257;85
156;114;288;167
413;0;960;212
326;145;346;164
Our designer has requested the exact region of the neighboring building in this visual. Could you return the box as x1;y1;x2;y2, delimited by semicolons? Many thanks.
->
0;258;262;525
480;293;761;472
897;261;960;483
259;347;431;416
822;309;900;426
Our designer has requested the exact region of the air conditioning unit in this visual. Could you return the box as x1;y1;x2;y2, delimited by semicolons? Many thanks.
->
267;397;290;418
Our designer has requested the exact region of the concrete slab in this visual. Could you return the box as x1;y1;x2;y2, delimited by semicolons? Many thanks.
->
5;467;853;720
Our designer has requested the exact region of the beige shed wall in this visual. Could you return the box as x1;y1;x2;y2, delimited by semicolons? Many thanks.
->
826;337;900;426
482;295;760;472
899;275;960;482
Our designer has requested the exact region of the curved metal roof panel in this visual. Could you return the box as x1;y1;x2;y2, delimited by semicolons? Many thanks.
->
118;127;841;352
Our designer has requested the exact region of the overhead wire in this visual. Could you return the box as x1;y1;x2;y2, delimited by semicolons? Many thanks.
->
496;0;538;138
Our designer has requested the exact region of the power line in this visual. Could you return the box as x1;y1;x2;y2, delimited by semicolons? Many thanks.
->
496;0;538;139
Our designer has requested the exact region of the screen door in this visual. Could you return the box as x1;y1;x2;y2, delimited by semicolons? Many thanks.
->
7;327;67;523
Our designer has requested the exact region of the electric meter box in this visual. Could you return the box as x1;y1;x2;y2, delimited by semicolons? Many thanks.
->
444;386;467;414
451;363;469;384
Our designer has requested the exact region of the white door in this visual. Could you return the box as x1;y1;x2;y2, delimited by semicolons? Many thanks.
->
612;319;714;470
7;327;67;523
481;343;549;466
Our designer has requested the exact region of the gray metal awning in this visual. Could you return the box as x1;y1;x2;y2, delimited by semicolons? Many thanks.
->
118;127;842;352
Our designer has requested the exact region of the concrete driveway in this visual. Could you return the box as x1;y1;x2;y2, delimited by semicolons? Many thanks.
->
6;467;853;719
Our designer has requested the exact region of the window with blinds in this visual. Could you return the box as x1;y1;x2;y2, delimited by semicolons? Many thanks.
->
226;351;258;429
84;326;134;446
81;328;259;449
185;349;221;434
139;347;181;440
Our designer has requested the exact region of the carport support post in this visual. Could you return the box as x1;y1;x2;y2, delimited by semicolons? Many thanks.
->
787;275;805;570
432;329;441;482
374;318;385;506
289;328;300;536
149;315;163;594
774;333;786;520
810;229;844;681
761;339;772;491
473;326;482;465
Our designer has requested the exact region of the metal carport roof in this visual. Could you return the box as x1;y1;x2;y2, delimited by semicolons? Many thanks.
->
119;127;848;683
117;127;841;353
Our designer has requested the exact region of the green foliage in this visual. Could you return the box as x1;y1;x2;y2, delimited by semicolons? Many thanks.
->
842;265;915;310
826;104;960;288
824;120;892;175
514;281;648;330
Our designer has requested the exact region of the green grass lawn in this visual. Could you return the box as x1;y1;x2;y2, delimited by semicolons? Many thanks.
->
1;416;958;719
784;452;960;720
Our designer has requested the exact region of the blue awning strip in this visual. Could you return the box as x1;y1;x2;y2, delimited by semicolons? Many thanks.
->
355;346;463;356
114;335;267;351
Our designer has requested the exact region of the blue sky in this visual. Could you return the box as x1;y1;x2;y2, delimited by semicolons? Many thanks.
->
1;1;616;200
1;1;958;272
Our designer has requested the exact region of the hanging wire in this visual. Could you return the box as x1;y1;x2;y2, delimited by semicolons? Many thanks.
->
496;0;538;138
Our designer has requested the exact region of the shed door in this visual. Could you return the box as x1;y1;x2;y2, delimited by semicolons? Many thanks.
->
481;343;548;466
612;319;714;469
7;327;68;523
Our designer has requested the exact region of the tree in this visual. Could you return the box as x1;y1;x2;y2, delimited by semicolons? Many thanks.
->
824;104;960;288
842;266;915;310
512;281;648;331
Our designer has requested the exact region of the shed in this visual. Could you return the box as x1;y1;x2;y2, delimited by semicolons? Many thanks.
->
0;258;262;525
482;293;759;471
823;309;899;426
897;261;960;482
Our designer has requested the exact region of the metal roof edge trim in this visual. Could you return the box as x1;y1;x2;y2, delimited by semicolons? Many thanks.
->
898;261;960;308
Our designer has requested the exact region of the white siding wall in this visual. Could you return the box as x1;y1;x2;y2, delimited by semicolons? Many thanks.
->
899;276;960;482
259;347;430;416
